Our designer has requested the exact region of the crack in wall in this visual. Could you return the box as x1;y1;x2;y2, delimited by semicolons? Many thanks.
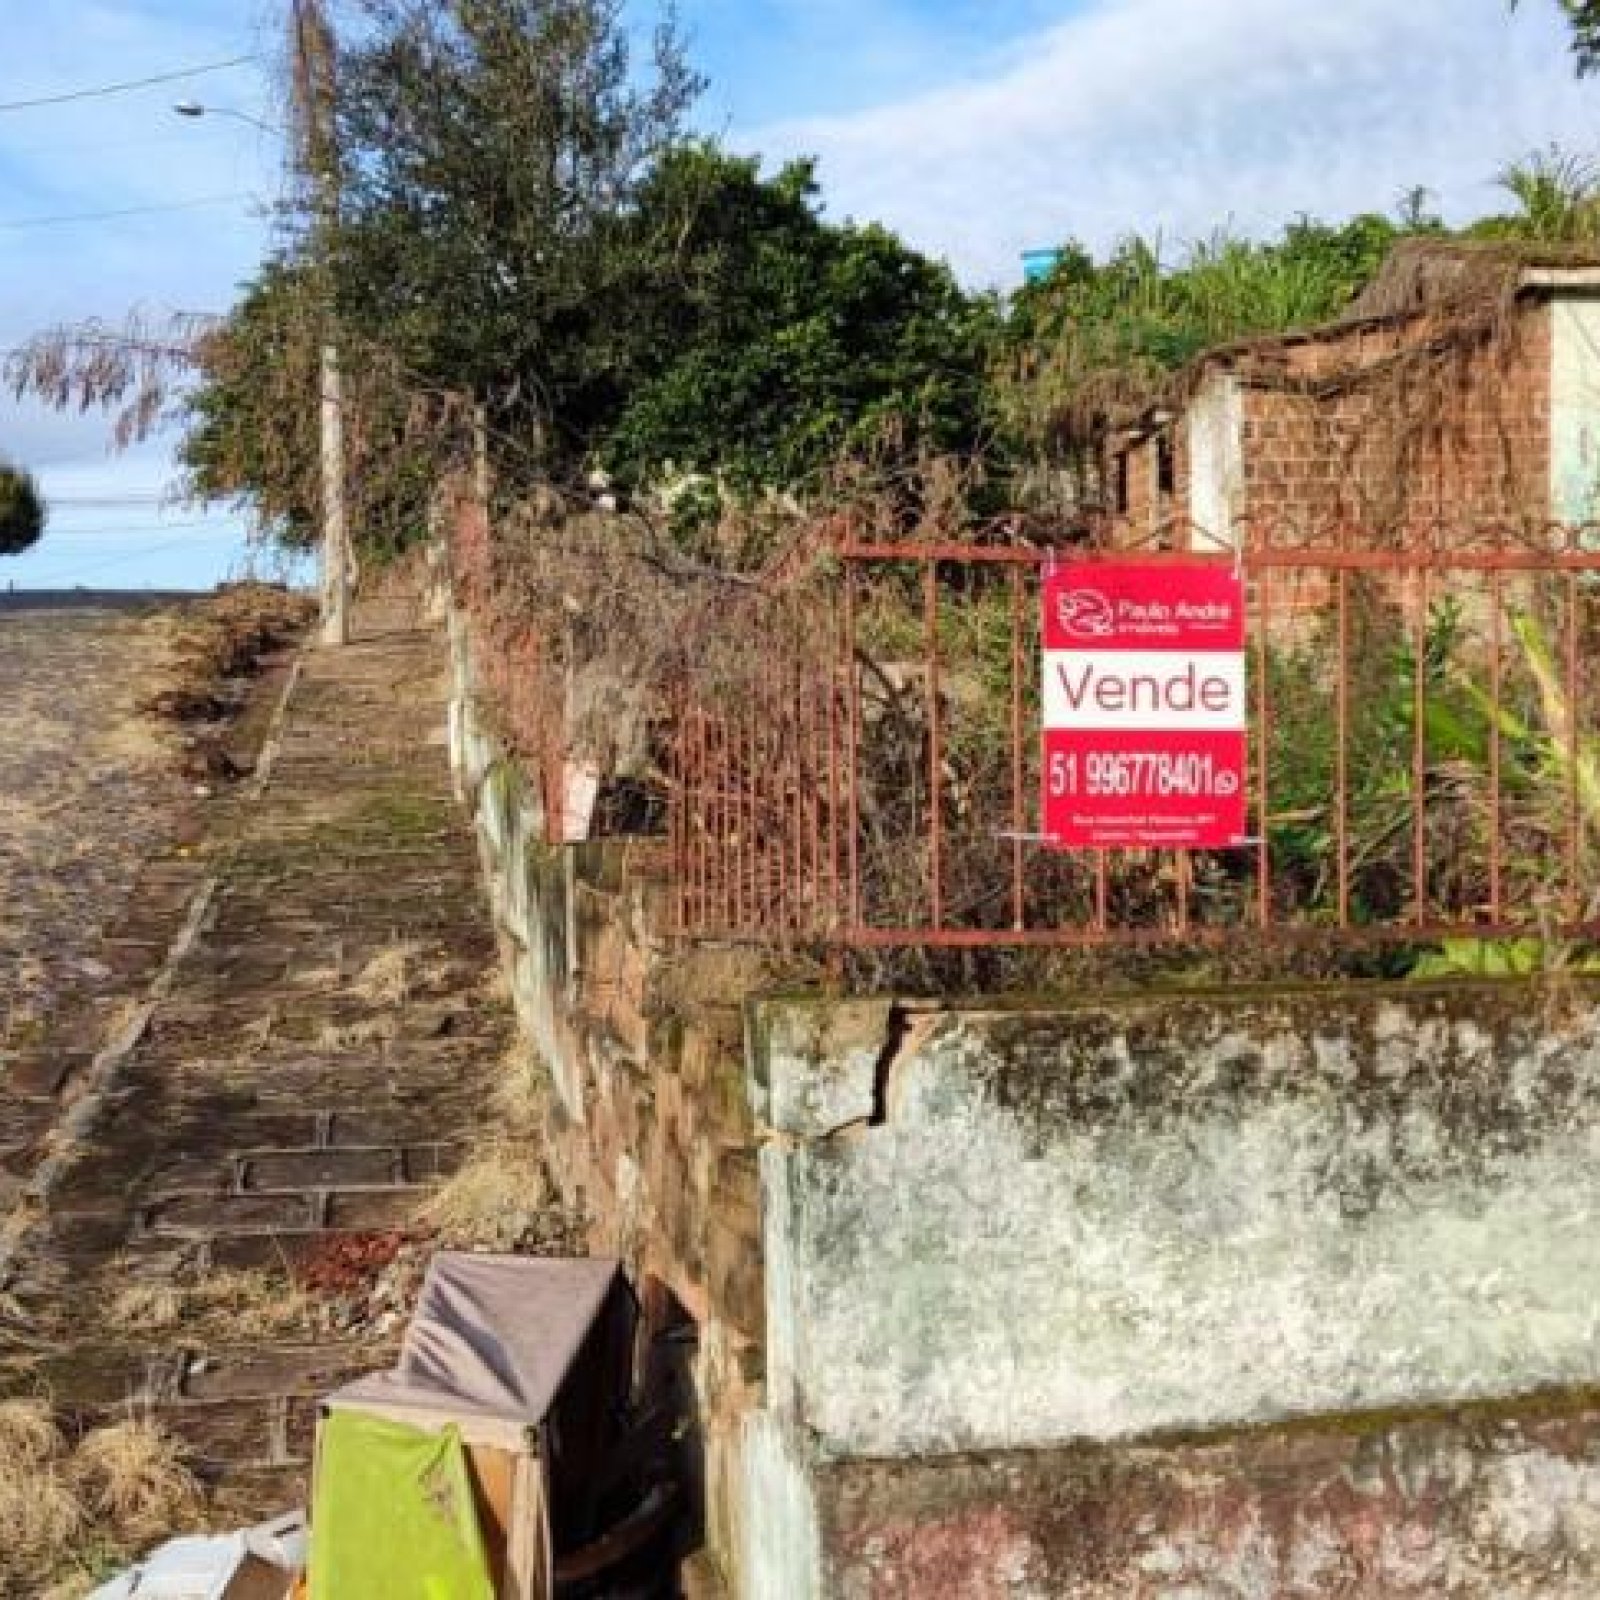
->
869;1004;912;1128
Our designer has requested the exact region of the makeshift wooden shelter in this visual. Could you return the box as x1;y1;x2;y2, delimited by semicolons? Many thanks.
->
311;1253;642;1600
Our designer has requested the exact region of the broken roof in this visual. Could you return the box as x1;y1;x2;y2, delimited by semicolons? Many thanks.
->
1342;237;1600;323
1110;239;1600;445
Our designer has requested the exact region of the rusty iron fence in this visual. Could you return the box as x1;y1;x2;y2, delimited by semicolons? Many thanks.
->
450;492;572;833
667;520;1600;950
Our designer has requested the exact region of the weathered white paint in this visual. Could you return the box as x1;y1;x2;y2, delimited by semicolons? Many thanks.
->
446;613;586;1120
750;999;891;1138
1187;368;1244;549
1549;294;1600;526
740;1413;822;1600
755;995;1600;1459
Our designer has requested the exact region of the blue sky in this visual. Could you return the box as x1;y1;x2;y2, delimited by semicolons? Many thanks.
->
0;0;1595;588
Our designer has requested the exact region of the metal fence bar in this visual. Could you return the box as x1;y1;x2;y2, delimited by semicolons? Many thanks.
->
843;566;863;934
924;559;945;929
1567;565;1582;921
1254;562;1273;931
1489;563;1504;924
477;515;1600;954
1009;567;1026;931
1412;553;1430;928
1335;556;1351;927
826;595;844;934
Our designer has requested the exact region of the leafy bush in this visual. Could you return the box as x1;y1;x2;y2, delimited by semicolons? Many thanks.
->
0;462;44;555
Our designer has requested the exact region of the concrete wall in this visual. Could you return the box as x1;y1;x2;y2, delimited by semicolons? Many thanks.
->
814;1404;1600;1599
751;988;1600;1458
1188;369;1244;547
746;983;1600;1597
1550;292;1600;524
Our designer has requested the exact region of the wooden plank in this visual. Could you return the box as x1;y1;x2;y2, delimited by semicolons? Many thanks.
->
466;1442;518;1595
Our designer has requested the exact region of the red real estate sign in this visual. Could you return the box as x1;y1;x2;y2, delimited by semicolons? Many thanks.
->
1042;560;1247;850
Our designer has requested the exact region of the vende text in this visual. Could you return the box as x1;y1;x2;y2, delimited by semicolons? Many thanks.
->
1042;650;1245;731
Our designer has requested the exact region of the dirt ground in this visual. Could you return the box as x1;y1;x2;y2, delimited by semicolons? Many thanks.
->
0;601;195;1049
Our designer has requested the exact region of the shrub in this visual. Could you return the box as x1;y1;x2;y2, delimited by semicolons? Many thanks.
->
0;462;44;555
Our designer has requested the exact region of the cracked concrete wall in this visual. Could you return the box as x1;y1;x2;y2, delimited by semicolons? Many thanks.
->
747;984;1600;1595
752;987;1600;1460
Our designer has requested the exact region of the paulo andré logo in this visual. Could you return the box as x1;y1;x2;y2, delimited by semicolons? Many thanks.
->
1056;588;1114;639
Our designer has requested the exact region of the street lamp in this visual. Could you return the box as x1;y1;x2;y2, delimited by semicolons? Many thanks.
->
172;102;283;136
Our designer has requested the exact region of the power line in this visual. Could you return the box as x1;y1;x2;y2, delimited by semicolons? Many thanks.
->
0;193;251;231
42;494;169;507
0;55;257;115
0;130;243;163
41;518;236;538
14;535;224;584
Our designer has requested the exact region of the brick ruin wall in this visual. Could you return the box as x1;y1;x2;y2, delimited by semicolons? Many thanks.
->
1113;300;1553;547
1241;302;1553;537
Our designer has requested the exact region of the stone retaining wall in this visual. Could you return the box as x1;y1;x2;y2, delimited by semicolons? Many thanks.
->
446;609;764;1590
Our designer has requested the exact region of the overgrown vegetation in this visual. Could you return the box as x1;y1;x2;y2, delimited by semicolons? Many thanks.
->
9;0;1600;564
995;212;1437;487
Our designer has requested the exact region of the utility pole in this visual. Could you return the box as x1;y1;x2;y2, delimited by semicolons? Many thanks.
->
320;343;349;643
291;0;349;645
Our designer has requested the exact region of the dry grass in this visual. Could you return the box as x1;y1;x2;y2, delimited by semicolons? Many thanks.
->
315;1015;399;1051
107;1283;183;1333
349;938;458;1008
0;1463;83;1579
71;1415;203;1546
492;1039;552;1135
420;1138;579;1255
185;1269;317;1338
0;1399;203;1594
40;1573;99;1600
0;1394;63;1464
109;1268;316;1340
350;940;424;1006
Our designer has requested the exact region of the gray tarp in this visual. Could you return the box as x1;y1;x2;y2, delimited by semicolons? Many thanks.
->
325;1252;622;1449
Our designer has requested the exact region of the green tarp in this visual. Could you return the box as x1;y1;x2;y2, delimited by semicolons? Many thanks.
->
310;1409;495;1600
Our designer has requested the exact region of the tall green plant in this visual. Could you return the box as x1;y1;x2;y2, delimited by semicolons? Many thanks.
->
1473;146;1600;241
998;211;1437;469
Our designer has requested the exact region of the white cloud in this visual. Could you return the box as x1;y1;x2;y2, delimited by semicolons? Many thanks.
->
746;0;1599;284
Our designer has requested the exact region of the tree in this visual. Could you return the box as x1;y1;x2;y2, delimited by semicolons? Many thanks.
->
1519;0;1600;74
1472;146;1600;240
324;0;703;480
997;210;1436;469
598;145;999;502
181;256;459;563
180;260;326;553
0;464;44;556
